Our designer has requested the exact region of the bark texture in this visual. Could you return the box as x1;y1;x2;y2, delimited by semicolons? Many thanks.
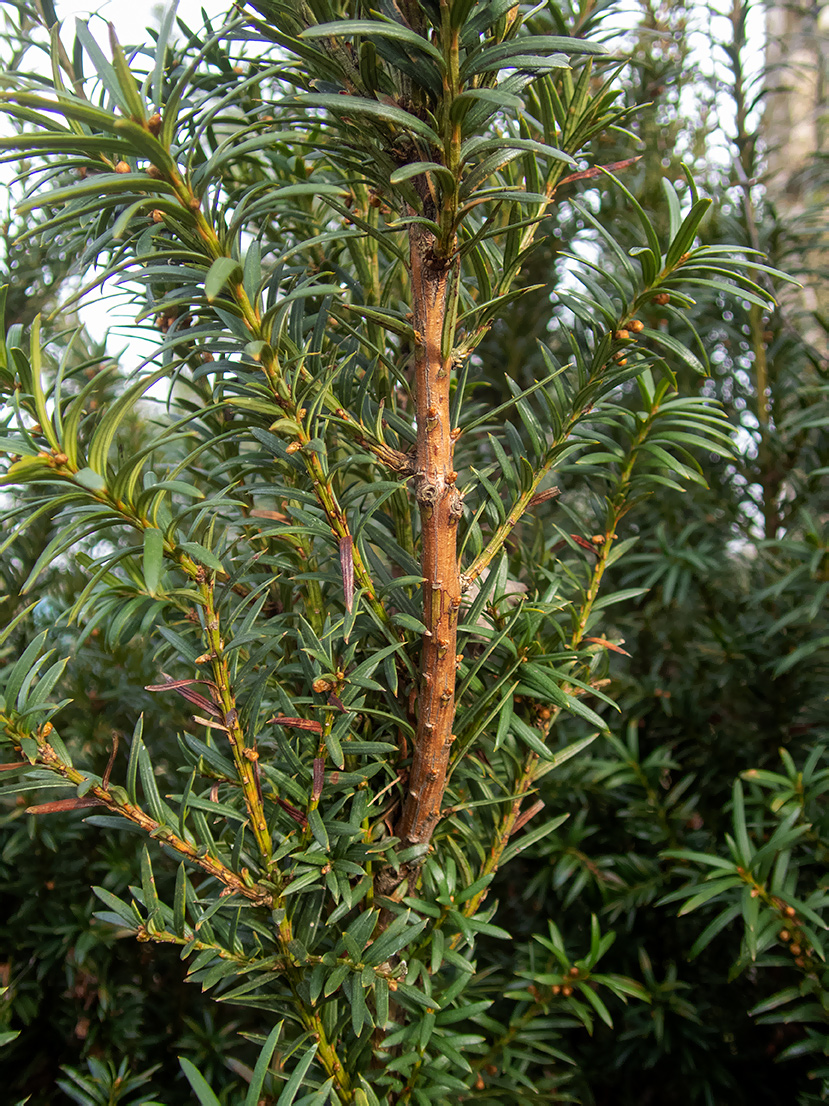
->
764;1;828;340
395;224;462;849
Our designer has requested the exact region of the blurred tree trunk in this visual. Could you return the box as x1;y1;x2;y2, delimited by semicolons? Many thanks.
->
764;0;828;345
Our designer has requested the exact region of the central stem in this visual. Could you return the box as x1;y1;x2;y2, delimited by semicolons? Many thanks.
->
396;224;462;850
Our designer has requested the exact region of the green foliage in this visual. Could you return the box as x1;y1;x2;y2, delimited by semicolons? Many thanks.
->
0;0;824;1103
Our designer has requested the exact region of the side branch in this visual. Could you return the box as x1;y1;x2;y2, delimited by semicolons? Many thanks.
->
1;719;274;906
199;576;273;863
461;459;562;592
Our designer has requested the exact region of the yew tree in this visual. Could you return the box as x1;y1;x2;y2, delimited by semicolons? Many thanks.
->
0;0;781;1101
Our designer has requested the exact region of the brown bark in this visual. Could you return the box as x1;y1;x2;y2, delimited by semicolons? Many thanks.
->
395;223;462;850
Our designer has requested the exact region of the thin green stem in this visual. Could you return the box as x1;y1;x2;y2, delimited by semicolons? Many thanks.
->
199;577;273;863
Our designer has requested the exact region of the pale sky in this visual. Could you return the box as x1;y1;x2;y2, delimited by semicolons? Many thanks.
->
55;0;228;47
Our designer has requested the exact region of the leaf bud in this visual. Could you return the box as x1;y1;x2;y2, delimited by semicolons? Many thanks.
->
629;319;645;332
114;160;130;173
147;112;162;136
653;292;670;305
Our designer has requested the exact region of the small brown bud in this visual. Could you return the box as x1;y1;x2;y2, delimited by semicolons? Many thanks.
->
551;985;561;995
653;292;670;305
313;677;334;693
53;453;68;466
614;355;628;365
569;966;579;977
151;209;164;223
286;441;301;454
794;956;806;968
785;905;797;917
778;929;790;942
77;166;88;179
629;319;644;332
790;943;802;956
147;112;162;136
146;164;162;179
201;351;214;363
561;985;573;997
189;196;201;211
114;160;130;174
614;329;630;341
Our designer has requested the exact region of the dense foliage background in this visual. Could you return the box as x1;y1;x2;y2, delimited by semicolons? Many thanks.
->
0;0;826;1103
